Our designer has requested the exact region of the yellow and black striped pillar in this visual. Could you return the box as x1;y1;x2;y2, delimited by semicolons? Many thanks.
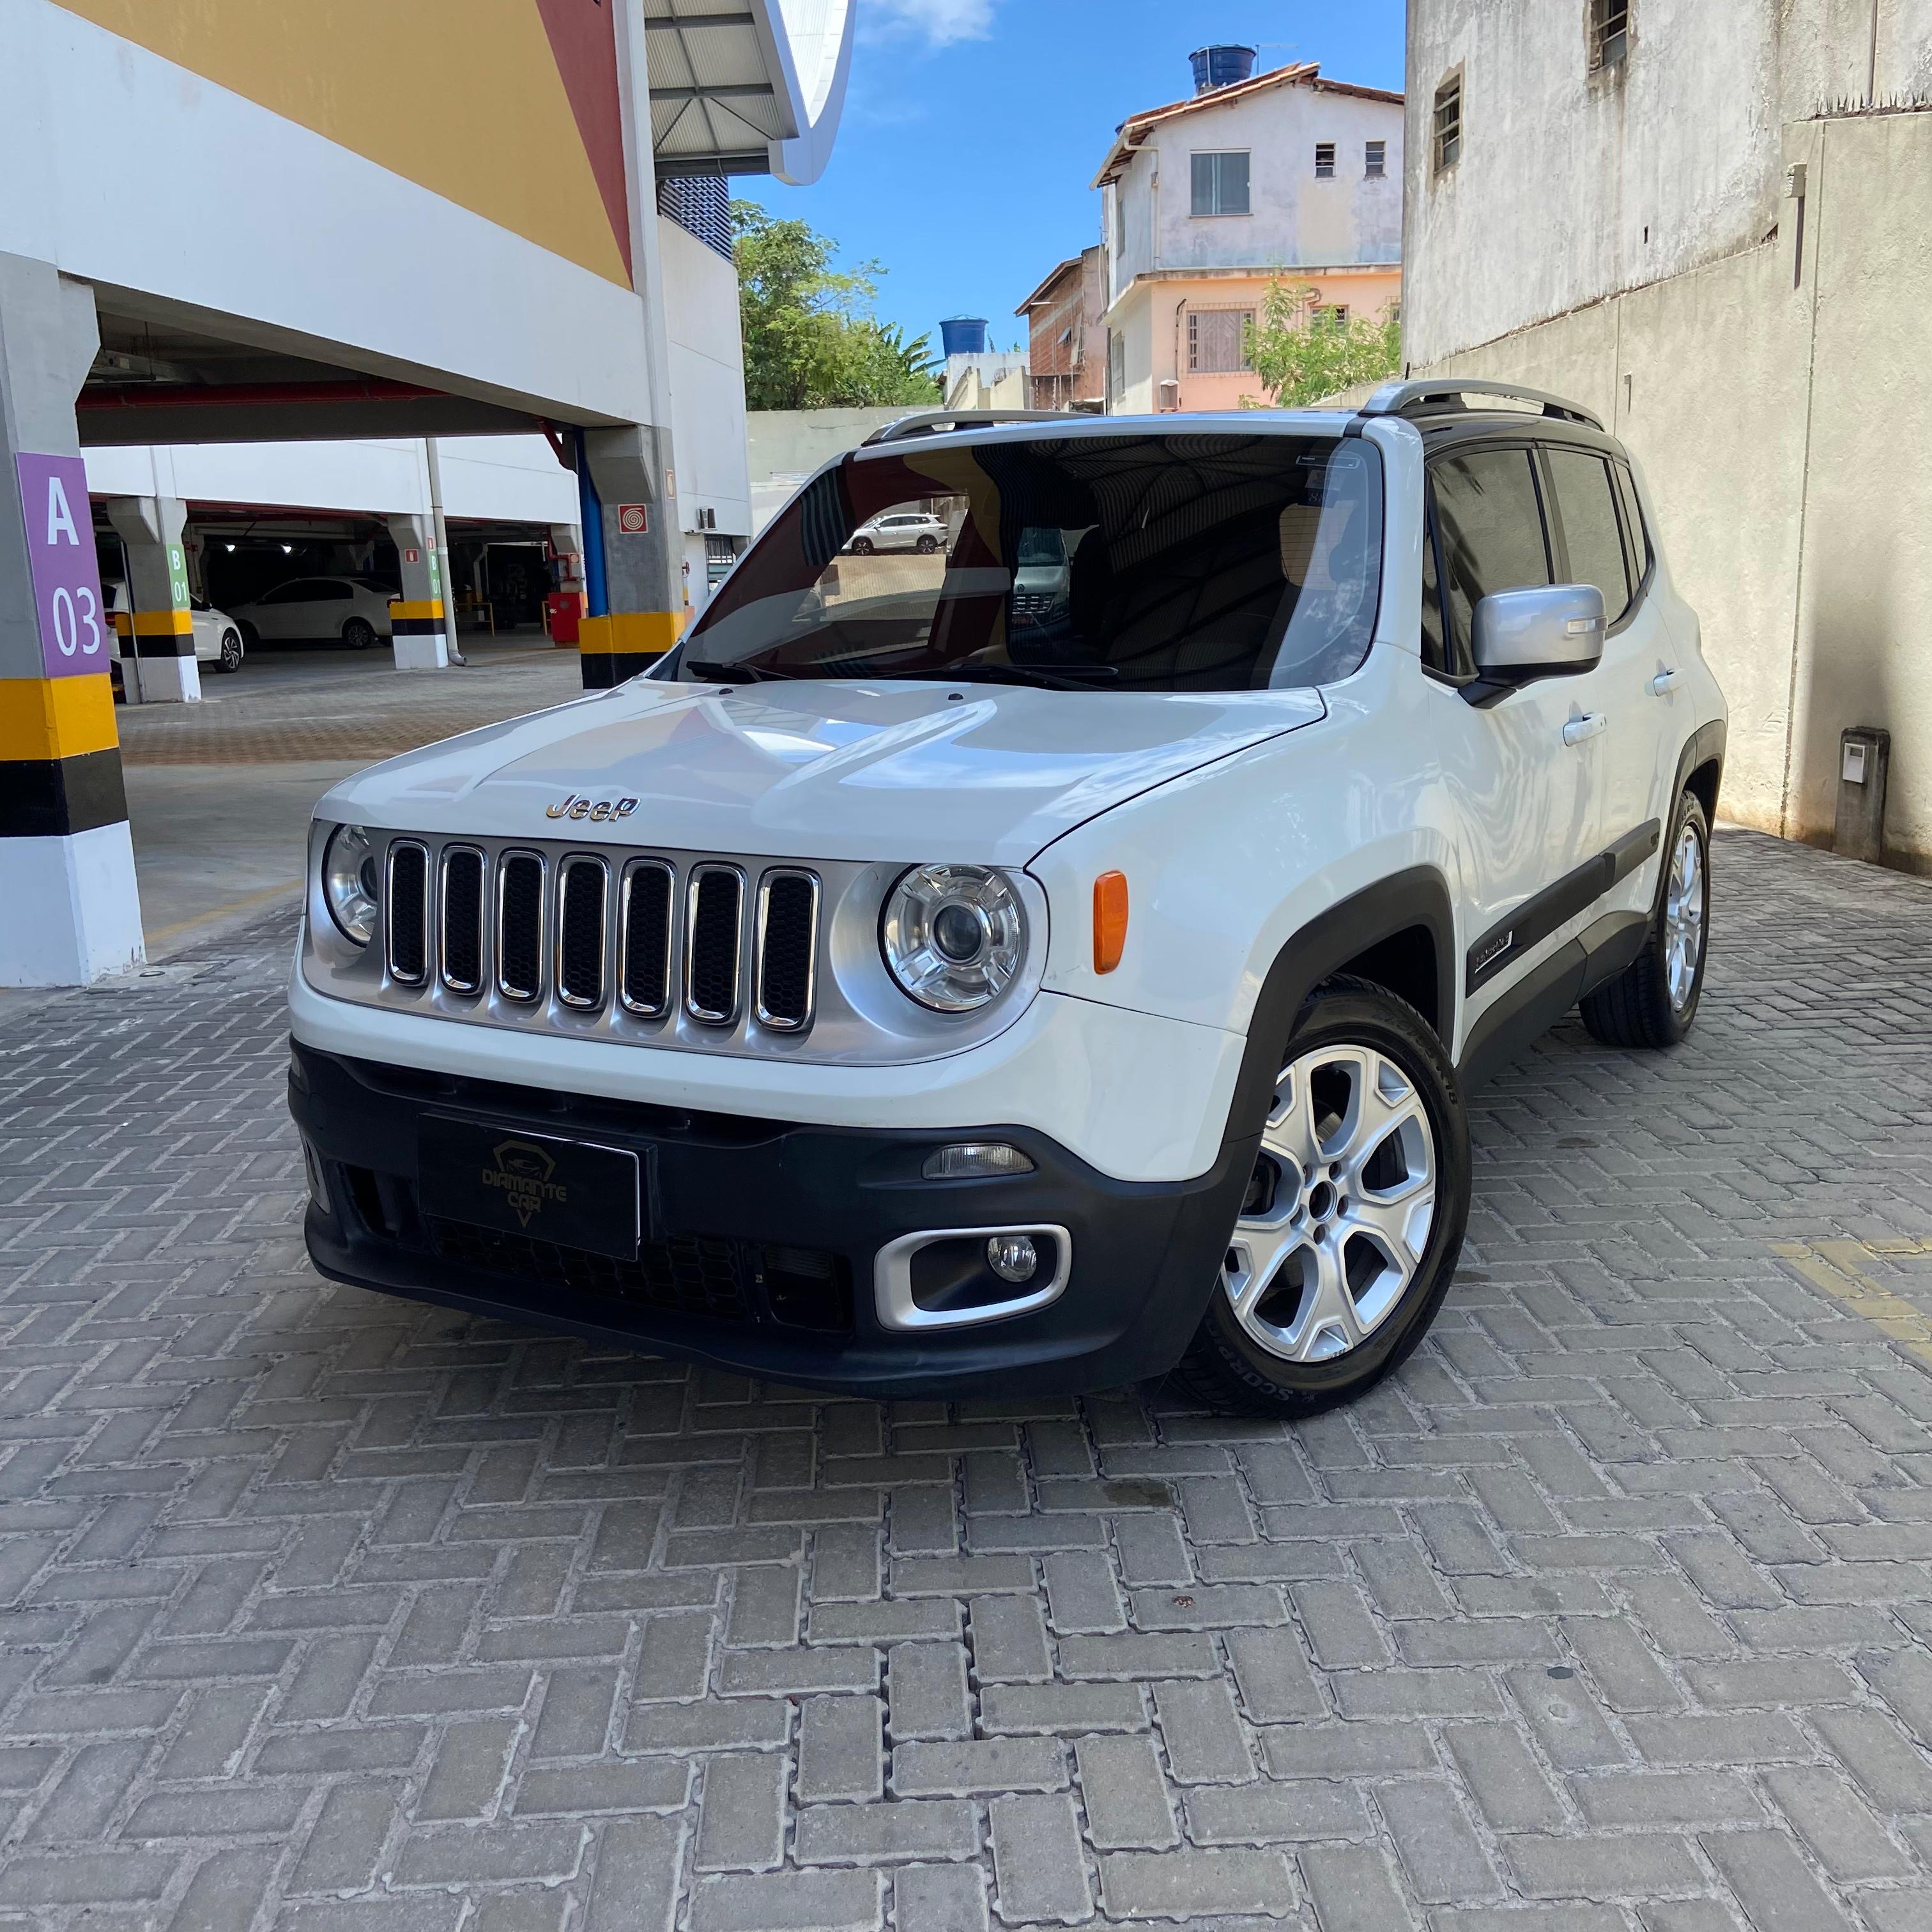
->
386;514;449;670
105;496;201;704
578;609;684;689
0;672;126;840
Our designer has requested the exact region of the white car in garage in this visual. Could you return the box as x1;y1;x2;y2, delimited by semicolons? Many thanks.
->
103;582;247;673
230;576;399;651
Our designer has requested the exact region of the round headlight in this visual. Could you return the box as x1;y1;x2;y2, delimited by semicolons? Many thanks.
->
881;864;1027;1012
322;824;379;946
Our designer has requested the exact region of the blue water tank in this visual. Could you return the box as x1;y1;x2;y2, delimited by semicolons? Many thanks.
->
939;316;990;358
1189;45;1258;94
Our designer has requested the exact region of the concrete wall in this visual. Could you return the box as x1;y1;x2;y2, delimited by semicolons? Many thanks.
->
1406;0;1932;366
659;217;752;540
745;406;907;532
1418;106;1932;870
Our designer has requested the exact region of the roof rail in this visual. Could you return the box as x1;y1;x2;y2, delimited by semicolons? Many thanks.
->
861;408;1070;447
1358;378;1604;431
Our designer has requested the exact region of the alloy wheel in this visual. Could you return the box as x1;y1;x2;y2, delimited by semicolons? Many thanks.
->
1222;1043;1438;1363
1664;821;1705;1013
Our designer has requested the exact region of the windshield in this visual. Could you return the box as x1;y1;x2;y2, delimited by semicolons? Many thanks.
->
680;431;1383;693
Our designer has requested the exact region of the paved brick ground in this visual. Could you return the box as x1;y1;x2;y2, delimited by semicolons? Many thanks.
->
3;826;1932;1931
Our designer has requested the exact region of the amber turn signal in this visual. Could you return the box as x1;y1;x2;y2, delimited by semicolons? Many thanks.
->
1092;871;1129;974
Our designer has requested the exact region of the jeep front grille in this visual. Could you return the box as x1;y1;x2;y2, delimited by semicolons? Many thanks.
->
556;855;609;1009
496;852;546;1002
379;836;820;1039
440;847;486;994
756;870;818;1031
686;864;746;1025
387;842;429;986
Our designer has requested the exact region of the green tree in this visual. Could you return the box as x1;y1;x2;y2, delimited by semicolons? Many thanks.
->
1242;279;1402;408
732;202;942;410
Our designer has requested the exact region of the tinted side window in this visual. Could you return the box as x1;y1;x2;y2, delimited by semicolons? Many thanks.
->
1613;462;1652;585
1419;485;1450;677
1545;448;1631;622
1430;448;1551;659
318;581;354;602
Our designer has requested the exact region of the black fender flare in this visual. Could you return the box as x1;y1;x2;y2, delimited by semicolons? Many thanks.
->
1660;717;1727;913
1221;866;1457;1152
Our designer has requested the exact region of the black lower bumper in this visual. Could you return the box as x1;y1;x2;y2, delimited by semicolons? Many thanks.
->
288;1041;1254;1399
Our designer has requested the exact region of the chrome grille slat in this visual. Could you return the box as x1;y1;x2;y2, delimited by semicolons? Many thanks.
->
386;841;429;986
685;864;746;1025
555;855;610;1009
439;846;486;995
755;870;819;1032
496;850;546;1002
620;859;675;1017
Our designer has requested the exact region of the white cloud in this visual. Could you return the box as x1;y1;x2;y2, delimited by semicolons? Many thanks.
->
861;0;999;49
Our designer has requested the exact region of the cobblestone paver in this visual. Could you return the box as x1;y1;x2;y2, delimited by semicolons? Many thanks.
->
2;827;1932;1929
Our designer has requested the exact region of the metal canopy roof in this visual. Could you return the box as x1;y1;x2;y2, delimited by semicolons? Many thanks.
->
646;0;852;185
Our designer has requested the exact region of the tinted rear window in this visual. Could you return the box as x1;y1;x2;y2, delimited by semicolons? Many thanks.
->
1545;447;1632;622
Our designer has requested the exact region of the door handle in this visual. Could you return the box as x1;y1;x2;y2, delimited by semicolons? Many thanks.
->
1562;713;1607;746
1650;669;1680;695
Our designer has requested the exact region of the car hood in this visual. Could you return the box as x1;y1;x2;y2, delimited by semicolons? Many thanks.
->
316;678;1327;865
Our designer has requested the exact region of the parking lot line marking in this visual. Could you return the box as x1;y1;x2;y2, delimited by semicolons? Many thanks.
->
1772;1238;1932;1368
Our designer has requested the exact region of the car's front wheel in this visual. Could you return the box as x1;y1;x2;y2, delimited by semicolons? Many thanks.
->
849;537;874;555
1579;788;1710;1048
216;627;244;673
1170;977;1470;1418
342;617;378;650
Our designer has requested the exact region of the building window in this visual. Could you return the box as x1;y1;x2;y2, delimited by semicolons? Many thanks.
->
656;175;733;261
1108;332;1125;408
1112;188;1126;263
1312;305;1350;330
1433;75;1462;174
1190;151;1251;217
1365;139;1386;178
1187;309;1254;374
1314;142;1336;179
1590;0;1629;70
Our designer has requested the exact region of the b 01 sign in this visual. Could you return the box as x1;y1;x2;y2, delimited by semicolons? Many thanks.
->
15;453;109;680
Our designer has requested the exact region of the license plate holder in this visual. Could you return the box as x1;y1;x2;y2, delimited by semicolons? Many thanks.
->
418;1117;642;1261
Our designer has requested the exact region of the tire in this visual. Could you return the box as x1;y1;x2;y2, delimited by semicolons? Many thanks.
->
238;622;260;650
850;537;874;555
216;628;244;673
915;534;939;553
342;617;378;650
1169;976;1471;1418
1579;789;1710;1049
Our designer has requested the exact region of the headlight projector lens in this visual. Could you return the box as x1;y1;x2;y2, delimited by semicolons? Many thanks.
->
881;864;1026;1011
322;824;380;946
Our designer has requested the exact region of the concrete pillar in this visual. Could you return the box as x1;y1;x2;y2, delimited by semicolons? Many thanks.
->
385;513;448;670
106;495;201;704
578;424;684;689
0;252;144;984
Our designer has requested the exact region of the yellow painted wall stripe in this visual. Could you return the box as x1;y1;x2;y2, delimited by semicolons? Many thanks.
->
131;608;194;636
0;675;123;762
578;611;686;657
392;600;446;621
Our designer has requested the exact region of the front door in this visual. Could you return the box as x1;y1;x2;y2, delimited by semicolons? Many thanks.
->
1420;442;1613;1043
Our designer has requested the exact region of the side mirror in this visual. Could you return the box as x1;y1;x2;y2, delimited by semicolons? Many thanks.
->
1471;583;1605;687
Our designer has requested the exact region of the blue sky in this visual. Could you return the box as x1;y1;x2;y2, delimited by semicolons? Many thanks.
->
738;0;1407;355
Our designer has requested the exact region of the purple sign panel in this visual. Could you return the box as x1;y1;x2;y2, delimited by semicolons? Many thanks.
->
15;453;109;680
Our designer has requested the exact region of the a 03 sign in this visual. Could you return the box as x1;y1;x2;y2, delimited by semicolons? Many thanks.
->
15;454;109;680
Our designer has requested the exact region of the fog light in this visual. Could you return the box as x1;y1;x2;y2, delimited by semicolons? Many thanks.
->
986;1234;1038;1284
923;1142;1035;1180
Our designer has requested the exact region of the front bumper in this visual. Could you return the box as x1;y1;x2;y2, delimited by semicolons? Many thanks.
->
289;1043;1256;1398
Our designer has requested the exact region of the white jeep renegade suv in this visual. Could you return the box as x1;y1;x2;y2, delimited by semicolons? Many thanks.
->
288;382;1726;1416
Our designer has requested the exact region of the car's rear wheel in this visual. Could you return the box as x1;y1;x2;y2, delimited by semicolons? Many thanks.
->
216;627;244;673
1170;977;1469;1418
342;617;378;650
850;537;875;555
1579;789;1710;1049
915;534;939;553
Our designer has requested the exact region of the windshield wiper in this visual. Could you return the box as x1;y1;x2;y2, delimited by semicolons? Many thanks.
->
940;663;1120;693
684;657;799;684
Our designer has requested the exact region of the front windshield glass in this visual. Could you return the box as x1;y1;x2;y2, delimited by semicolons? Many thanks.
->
680;431;1383;692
